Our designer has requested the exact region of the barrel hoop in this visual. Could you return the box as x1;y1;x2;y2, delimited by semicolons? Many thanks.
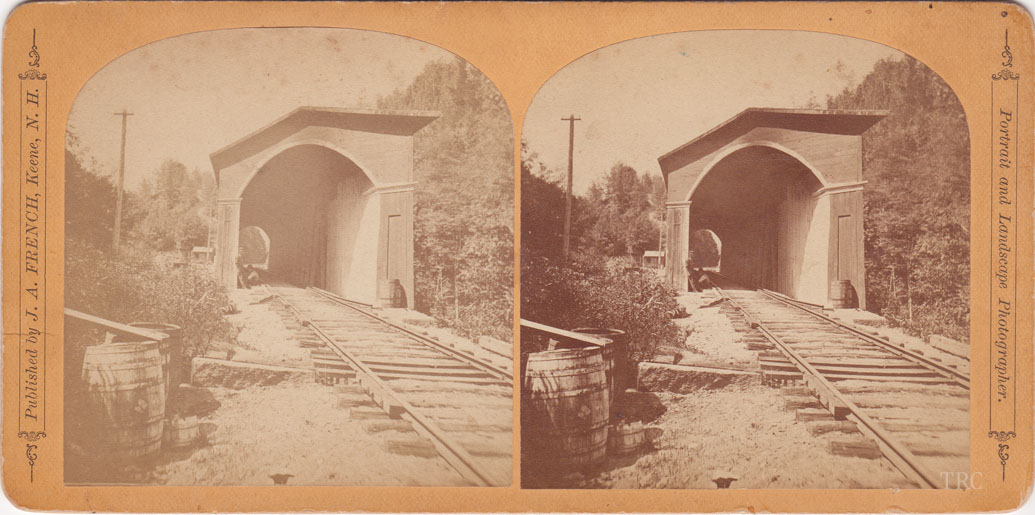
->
523;366;605;377
524;385;608;399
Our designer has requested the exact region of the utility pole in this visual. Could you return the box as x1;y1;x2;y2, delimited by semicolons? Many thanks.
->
561;114;580;261
112;110;133;254
658;214;664;265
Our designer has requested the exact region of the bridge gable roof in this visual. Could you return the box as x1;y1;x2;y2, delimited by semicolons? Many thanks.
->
210;106;439;175
657;108;887;176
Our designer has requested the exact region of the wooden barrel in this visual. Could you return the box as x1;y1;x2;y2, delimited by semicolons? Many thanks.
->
571;328;628;407
522;348;609;471
378;279;406;308
81;341;166;460
552;336;613;396
128;322;181;400
829;280;855;309
608;421;645;456
164;415;199;449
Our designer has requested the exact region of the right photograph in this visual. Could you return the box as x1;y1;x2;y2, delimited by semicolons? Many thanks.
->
519;30;970;489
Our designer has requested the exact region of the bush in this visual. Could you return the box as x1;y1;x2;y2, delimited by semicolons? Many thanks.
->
520;253;684;362
65;239;237;366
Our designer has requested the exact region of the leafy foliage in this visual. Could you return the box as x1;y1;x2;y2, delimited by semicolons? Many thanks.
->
520;150;683;362
581;163;664;258
521;148;665;262
131;159;215;253
378;57;514;340
520;254;683;362
65;136;235;374
65;240;237;363
520;142;598;261
65;148;119;249
827;56;970;340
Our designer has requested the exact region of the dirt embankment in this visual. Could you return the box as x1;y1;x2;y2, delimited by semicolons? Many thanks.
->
658;292;757;369
73;288;499;486
529;291;918;490
567;385;910;490
146;384;467;486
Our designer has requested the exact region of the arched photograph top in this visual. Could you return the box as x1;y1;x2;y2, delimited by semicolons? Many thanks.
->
520;30;970;490
64;27;514;487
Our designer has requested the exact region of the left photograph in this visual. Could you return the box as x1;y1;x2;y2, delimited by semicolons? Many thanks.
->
63;28;514;486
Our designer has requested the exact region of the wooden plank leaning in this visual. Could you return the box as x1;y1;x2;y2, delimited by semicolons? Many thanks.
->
519;319;609;347
64;308;168;342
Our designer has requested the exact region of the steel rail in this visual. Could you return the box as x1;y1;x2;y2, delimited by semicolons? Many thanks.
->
716;286;942;489
307;287;374;309
308;287;512;383
756;289;969;388
272;287;506;487
756;287;825;309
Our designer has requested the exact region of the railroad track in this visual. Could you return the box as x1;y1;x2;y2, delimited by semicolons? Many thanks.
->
264;284;513;487
716;287;969;489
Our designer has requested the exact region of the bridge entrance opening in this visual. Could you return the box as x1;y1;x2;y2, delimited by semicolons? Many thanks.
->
239;226;271;269
688;146;824;298
658;109;886;307
239;144;376;298
688;229;722;270
211;107;437;307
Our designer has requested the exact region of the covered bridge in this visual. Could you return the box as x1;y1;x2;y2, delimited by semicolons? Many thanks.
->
659;108;886;308
211;106;438;307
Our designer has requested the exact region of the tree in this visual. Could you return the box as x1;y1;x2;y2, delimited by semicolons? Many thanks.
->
378;57;514;340
66;146;119;250
520;143;615;261
520;154;684;363
521;141;566;260
132;160;215;254
827;56;970;340
579;163;664;259
64;136;236;429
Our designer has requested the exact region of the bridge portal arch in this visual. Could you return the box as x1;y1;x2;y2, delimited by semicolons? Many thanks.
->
211;107;438;307
659;108;886;307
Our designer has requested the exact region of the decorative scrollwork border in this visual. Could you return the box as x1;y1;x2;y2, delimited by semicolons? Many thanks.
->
18;29;47;80
992;68;1019;81
18;430;47;442
1001;30;1013;67
992;29;1020;81
987;24;1019;484
18;431;46;482
18;69;47;80
989;431;1016;480
17;27;48;485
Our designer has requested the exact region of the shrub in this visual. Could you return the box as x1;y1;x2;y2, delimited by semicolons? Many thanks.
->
65;240;237;366
520;253;684;362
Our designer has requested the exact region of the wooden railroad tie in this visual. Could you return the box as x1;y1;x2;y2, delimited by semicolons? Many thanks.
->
807;420;861;436
828;438;882;460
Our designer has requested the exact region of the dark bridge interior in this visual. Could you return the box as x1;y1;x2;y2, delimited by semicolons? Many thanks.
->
239;145;373;291
688;146;822;296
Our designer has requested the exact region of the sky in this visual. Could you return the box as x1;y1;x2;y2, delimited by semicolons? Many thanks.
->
522;30;904;193
67;28;454;188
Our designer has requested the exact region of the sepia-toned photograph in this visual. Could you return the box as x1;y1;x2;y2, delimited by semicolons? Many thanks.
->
520;30;970;489
3;1;1032;512
62;28;514;486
